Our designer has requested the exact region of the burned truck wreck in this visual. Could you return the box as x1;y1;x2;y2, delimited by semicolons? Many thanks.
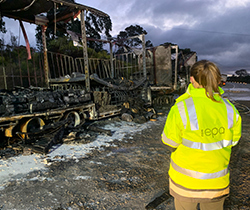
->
0;0;196;154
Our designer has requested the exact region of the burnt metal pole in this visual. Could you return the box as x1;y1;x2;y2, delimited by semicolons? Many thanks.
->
109;42;114;78
173;45;178;90
42;25;49;87
3;66;7;89
175;46;178;90
80;10;90;92
54;2;57;36
32;49;38;87
142;34;146;78
18;48;23;86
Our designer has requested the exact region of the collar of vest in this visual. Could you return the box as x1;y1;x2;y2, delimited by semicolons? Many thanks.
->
176;83;224;103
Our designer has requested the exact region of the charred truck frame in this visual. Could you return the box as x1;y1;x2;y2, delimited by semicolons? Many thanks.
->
0;0;195;153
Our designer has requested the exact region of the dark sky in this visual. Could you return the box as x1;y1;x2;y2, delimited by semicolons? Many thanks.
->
3;0;250;74
85;0;250;74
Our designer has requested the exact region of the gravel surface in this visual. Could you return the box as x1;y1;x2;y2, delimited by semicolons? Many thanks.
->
0;100;249;210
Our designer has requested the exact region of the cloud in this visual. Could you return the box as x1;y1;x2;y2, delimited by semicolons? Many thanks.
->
65;0;250;74
98;0;250;73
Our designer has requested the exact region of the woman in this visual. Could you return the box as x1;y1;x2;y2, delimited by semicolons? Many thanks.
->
161;60;242;210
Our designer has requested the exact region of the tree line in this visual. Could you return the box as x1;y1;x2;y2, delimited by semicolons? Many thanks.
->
227;69;250;84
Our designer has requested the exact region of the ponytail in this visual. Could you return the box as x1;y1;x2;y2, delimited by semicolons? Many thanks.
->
191;60;222;102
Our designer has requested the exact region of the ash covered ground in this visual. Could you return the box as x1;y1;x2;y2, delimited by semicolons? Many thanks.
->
0;89;250;210
0;108;173;210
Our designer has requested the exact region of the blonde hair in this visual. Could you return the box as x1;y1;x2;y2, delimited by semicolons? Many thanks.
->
191;60;222;102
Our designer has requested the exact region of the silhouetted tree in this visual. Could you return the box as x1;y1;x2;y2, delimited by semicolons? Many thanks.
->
115;25;153;53
235;69;249;77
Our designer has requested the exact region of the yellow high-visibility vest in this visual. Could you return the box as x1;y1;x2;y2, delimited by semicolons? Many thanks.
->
162;84;242;200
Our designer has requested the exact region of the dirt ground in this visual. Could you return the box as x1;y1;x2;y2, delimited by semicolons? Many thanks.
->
225;101;250;210
0;101;249;210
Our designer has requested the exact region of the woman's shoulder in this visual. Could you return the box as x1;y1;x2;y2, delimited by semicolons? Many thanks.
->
174;83;193;104
175;93;191;104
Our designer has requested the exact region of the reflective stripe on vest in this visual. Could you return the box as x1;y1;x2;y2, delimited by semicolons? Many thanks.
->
171;159;229;179
186;97;199;130
177;98;199;131
182;138;238;151
177;101;187;129
169;178;230;199
222;99;234;129
162;131;180;148
178;98;235;131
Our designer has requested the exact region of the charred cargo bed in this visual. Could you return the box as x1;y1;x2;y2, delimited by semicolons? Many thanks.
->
0;87;91;116
0;86;97;152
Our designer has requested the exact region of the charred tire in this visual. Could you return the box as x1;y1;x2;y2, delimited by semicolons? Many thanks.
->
64;111;81;128
20;117;45;139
